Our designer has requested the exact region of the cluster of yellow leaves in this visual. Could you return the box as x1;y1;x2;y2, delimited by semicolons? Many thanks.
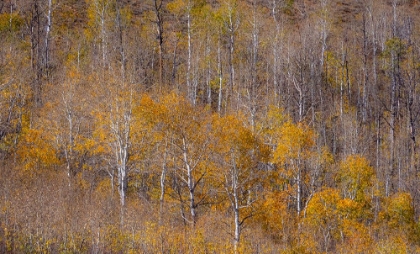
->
212;114;255;154
378;192;419;246
0;13;23;33
17;125;60;172
91;111;112;156
167;0;189;16
305;188;340;227
338;155;374;200
258;191;294;240
303;187;373;252
273;121;315;165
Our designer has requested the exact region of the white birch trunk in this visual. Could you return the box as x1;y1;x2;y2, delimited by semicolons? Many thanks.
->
182;137;196;226
45;0;52;76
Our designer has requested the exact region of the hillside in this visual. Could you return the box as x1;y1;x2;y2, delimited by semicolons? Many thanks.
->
1;0;420;252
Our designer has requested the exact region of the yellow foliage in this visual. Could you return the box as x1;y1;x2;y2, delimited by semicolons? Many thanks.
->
273;121;315;165
167;0;188;16
305;188;340;227
375;236;410;254
380;192;415;232
17;127;60;171
262;106;288;137
84;0;116;41
74;137;95;155
304;188;375;252
134;93;166;132
211;113;269;174
338;154;374;202
259;190;296;244
337;198;363;220
212;113;255;150
337;219;373;253
0;13;23;33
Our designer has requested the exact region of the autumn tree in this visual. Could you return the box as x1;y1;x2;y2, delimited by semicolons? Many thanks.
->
304;188;341;253
272;120;317;216
211;113;269;252
161;93;213;227
377;192;420;252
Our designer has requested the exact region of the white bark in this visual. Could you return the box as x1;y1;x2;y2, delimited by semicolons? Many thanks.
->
232;168;240;253
45;0;52;76
159;136;169;222
183;137;196;226
109;89;133;212
186;0;194;104
62;91;74;180
218;34;223;113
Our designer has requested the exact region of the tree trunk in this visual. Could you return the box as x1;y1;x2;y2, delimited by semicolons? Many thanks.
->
182;137;196;227
218;34;223;113
154;0;164;90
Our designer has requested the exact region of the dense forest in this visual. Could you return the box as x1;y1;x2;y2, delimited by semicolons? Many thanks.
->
1;0;420;252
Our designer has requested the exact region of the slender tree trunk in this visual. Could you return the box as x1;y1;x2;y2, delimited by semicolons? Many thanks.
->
45;0;51;78
250;1;258;131
227;6;236;111
296;166;301;216
31;0;43;107
218;33;223;113
159;137;169;224
233;194;240;254
182;137;196;227
271;0;279;103
320;0;328;67
231;165;240;253
62;90;75;182
362;12;369;122
388;59;397;196
115;0;126;82
110;91;132;225
206;35;212;107
154;0;164;90
186;1;195;104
